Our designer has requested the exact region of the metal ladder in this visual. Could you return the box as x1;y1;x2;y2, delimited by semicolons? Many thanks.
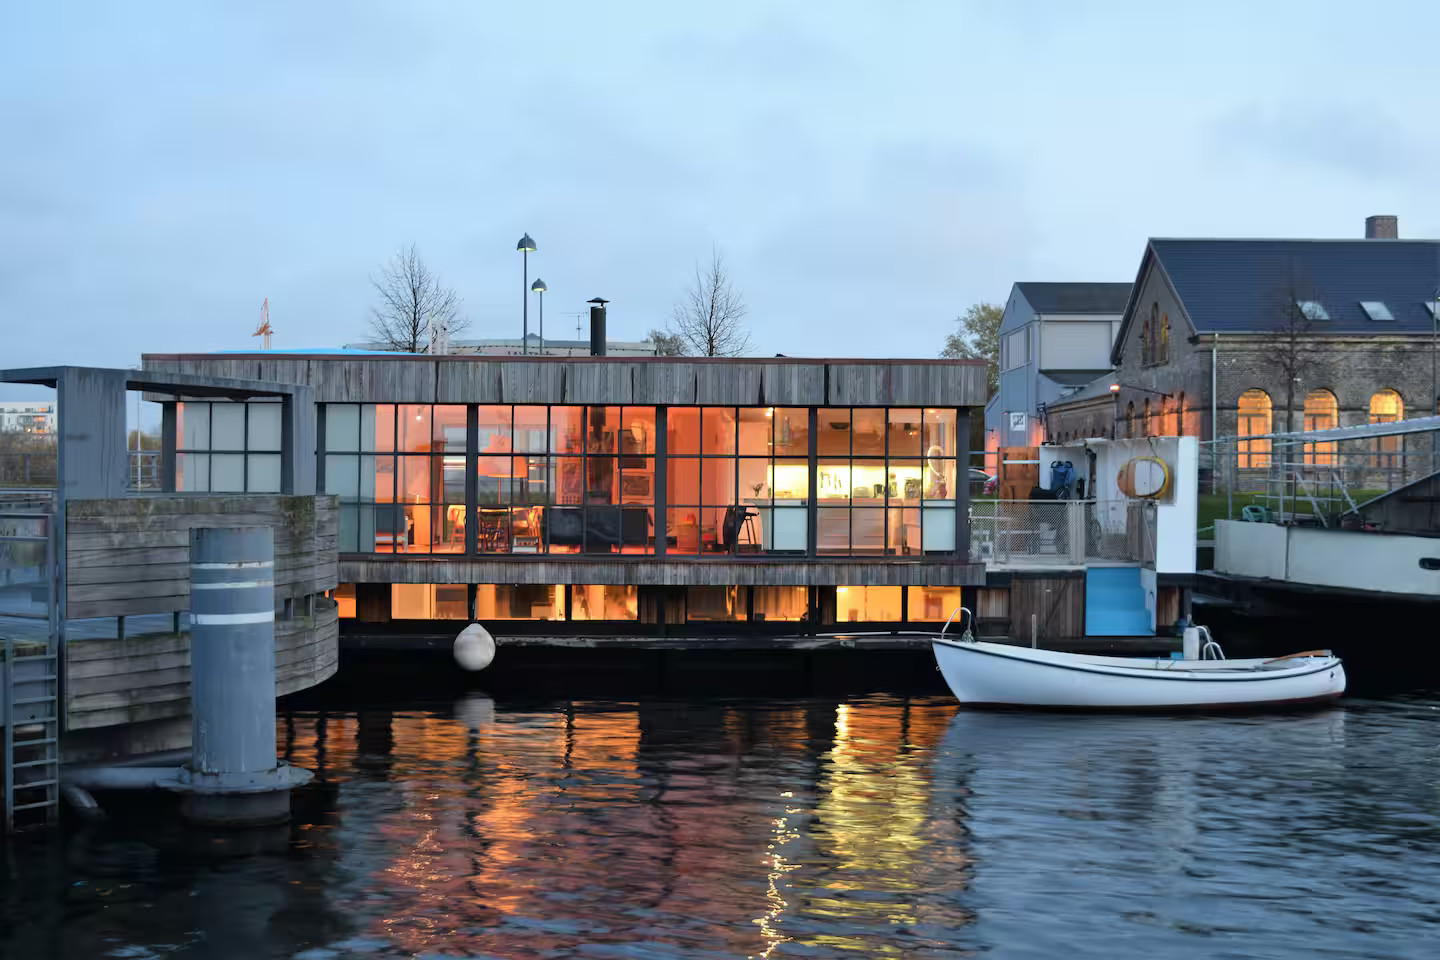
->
2;504;61;832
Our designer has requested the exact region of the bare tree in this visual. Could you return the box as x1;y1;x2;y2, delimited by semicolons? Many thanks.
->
670;250;751;357
646;328;689;356
1262;275;1322;435
367;244;467;353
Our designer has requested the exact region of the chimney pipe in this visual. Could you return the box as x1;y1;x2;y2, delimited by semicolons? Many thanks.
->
1365;215;1398;239
587;298;609;357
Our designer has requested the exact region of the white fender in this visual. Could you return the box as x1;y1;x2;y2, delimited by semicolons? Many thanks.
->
453;623;496;671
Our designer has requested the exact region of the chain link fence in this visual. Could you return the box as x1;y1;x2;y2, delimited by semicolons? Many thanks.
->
970;499;1156;566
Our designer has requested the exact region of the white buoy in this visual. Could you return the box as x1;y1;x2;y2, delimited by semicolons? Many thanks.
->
453;623;496;671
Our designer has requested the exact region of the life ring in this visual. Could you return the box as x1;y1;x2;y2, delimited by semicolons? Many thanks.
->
1116;456;1171;499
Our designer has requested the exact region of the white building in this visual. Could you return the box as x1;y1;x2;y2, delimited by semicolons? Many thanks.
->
0;401;56;434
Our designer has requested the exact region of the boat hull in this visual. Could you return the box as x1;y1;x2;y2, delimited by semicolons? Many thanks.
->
932;639;1346;711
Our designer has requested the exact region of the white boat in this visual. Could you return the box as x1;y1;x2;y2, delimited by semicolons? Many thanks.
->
932;609;1345;711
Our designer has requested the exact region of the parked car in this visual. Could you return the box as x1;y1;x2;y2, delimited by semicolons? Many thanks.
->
969;468;996;496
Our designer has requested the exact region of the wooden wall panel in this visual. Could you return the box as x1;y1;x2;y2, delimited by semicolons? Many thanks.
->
340;557;986;587
65;495;338;620
65;606;338;731
1008;575;1084;642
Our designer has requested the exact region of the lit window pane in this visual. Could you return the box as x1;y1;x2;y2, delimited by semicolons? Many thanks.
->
888;409;924;457
853;409;885;456
667;407;700;455
572;584;638;621
753;586;807;622
737;407;771;456
702;407;736;454
772;408;808;456
432;405;467;452
513;406;548;452
908;586;963;622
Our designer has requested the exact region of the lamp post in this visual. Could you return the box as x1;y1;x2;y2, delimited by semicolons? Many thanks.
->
516;233;536;354
531;278;547;355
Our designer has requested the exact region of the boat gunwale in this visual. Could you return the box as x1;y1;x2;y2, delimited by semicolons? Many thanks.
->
931;637;1342;683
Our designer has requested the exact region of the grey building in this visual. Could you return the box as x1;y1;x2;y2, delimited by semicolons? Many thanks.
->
983;282;1131;453
1046;218;1440;482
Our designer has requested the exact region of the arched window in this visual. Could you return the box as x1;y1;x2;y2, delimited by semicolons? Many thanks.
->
1159;396;1174;436
1370;389;1403;469
1126;401;1136;439
1177;391;1186;437
1303;389;1338;466
1141;319;1151;365
1237;389;1272;469
1143;398;1153;436
1159;312;1170;364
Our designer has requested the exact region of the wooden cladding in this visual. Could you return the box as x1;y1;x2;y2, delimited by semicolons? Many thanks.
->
65;606;338;732
143;356;989;409
65;494;339;620
340;556;986;587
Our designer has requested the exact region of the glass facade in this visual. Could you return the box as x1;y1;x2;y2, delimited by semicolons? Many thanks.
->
176;401;283;493
337;582;964;626
319;403;965;558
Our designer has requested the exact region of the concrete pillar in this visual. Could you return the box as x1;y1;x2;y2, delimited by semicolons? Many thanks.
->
163;526;311;825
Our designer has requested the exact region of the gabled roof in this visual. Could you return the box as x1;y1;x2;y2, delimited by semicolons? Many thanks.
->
1150;238;1440;335
1014;282;1132;315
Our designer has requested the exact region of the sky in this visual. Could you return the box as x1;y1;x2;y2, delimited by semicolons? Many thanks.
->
3;1;1439;400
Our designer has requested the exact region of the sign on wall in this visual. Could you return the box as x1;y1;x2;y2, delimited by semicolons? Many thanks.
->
1008;412;1027;433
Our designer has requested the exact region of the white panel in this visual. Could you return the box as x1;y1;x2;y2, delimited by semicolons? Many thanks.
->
211;405;246;450
1040;321;1112;371
248;403;282;451
211;453;245;492
325;455;360;496
180;403;210;450
247;454;282;492
1286;528;1440;596
326;405;360;452
923;505;956;551
1214;520;1287;579
179;452;210;492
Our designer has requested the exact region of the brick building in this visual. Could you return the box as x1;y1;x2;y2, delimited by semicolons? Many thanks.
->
1046;219;1440;479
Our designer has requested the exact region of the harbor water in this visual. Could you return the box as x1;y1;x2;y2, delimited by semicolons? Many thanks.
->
3;685;1439;959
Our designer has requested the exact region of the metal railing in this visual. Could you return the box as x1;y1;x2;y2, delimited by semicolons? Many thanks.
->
969;499;1156;566
1201;420;1439;526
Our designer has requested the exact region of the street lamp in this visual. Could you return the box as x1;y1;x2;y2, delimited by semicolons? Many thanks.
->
531;278;547;354
516;233;536;354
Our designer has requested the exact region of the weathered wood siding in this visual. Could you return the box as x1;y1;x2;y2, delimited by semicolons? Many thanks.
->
143;355;990;408
65;605;339;731
66;495;338;620
1008;574;1085;641
340;557;986;587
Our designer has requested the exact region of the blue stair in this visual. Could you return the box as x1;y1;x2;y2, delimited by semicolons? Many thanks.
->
1085;567;1152;637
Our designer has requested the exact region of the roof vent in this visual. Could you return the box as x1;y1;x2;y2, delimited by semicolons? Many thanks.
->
1365;215;1398;239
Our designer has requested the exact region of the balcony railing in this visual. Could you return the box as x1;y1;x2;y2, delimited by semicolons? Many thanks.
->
970;499;1156;566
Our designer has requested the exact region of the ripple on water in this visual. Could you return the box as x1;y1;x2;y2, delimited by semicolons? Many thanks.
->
3;694;1438;959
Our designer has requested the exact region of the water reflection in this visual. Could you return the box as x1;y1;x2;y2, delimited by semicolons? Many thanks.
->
5;695;1440;959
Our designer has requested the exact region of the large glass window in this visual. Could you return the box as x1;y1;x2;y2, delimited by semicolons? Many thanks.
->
321;403;964;558
393;583;469;620
1236;390;1272;469
476;584;564;620
1369;389;1404;470
835;586;901;622
571;585;638;621
324;403;466;554
1303;389;1338;467
816;407;956;556
907;586;963;622
176;401;283;493
666;406;807;556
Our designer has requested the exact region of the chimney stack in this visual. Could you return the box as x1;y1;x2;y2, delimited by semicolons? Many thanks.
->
1365;215;1398;239
587;298;609;356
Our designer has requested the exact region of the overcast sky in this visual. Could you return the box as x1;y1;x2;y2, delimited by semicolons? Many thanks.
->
3;1;1439;400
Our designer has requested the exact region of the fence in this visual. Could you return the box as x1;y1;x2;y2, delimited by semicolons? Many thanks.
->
1201;419;1440;526
969;499;1156;566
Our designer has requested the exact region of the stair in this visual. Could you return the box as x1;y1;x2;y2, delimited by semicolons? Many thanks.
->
1085;566;1153;637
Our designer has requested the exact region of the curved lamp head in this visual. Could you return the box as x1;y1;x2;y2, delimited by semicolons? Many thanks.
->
1109;383;1121;394
531;278;547;294
516;233;536;252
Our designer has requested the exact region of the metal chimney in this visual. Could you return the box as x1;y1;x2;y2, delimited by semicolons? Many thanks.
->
587;298;609;356
1365;215;1398;239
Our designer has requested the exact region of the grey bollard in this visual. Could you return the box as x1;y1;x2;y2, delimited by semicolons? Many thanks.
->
160;526;312;826
191;526;278;776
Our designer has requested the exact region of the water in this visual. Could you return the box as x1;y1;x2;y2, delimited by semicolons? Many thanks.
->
4;691;1440;959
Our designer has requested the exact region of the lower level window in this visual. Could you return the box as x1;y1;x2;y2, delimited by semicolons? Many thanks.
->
836;585;901;622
